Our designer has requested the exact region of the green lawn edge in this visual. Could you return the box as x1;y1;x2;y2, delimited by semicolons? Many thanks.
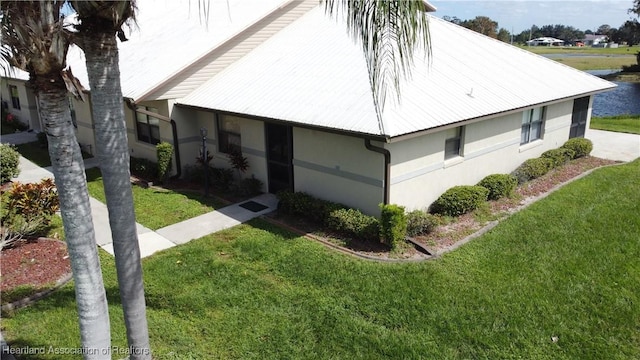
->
591;115;640;135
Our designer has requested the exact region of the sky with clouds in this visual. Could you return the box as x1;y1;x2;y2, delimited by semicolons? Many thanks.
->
430;1;637;34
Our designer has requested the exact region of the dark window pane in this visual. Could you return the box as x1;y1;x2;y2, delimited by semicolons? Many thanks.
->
445;138;460;159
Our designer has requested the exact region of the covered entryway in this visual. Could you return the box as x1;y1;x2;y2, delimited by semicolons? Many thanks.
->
569;96;590;138
265;123;293;193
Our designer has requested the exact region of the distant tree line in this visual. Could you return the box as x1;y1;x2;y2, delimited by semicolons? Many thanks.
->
443;1;640;46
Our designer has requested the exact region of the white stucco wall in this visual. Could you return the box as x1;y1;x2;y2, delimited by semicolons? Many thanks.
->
293;128;384;215
388;98;580;211
1;78;39;131
72;95;96;155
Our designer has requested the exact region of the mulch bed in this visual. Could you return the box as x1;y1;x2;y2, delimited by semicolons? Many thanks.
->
1;238;71;294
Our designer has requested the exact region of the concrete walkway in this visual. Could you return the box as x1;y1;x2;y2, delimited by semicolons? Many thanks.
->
1;132;278;258
585;129;639;162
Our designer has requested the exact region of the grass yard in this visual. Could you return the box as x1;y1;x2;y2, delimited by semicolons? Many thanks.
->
520;44;640;56
3;160;639;359
591;114;640;134
14;141;92;167
553;56;637;70
85;168;225;230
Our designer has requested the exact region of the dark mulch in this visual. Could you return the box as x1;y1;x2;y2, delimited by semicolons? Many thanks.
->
0;238;71;294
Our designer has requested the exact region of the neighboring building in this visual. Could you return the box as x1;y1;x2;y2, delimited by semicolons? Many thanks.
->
583;34;608;46
526;37;565;46
1;0;615;215
0;69;41;132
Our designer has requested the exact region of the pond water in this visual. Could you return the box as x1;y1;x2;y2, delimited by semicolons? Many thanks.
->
585;70;640;117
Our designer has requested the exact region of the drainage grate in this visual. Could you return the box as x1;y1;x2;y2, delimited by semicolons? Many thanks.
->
239;201;268;212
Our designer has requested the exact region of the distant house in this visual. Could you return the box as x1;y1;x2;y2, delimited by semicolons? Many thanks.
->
583;34;608;46
1;0;615;215
526;37;565;46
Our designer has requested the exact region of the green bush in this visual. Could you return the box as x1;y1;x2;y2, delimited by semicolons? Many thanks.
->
430;185;489;217
513;157;553;184
326;208;379;241
541;148;575;168
210;167;234;191
379;204;407;249
0;144;20;184
130;156;158;181
234;176;263;197
561;138;593;159
4;178;59;224
477;174;518;200
406;210;438;237
156;142;174;183
36;132;48;148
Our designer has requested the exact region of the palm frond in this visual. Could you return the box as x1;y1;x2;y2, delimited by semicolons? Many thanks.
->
324;0;431;123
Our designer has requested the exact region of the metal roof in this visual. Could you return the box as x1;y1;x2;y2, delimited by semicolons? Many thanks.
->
64;0;287;101
179;6;616;138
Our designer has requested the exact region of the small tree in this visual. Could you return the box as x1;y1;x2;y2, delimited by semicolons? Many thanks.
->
228;150;249;179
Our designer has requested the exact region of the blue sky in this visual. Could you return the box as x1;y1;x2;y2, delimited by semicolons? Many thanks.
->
430;1;637;34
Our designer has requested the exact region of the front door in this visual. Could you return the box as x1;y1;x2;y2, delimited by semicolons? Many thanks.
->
265;123;293;193
570;96;590;138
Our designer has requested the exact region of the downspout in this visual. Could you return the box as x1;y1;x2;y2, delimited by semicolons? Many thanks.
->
125;99;182;179
364;138;390;205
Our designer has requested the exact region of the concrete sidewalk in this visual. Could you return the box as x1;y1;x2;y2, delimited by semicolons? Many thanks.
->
585;129;639;162
2;132;278;258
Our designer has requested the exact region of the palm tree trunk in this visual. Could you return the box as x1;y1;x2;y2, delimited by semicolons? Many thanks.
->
38;85;111;360
81;31;151;360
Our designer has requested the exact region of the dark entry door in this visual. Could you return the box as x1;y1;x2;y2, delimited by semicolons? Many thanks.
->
265;123;293;193
570;96;590;138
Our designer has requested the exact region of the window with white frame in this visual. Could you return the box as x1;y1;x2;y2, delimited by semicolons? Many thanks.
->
521;107;545;145
444;126;464;160
9;85;20;110
217;115;241;154
136;106;160;145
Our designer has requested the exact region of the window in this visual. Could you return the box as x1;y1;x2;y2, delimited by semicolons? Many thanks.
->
217;115;241;154
136;106;160;145
444;126;464;160
9;85;20;110
521;107;545;145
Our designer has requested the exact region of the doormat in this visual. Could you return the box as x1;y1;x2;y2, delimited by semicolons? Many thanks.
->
239;201;269;212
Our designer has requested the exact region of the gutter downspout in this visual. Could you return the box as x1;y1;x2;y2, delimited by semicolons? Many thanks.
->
125;99;182;179
364;138;390;205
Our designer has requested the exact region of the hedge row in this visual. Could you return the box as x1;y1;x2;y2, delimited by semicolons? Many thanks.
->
514;138;593;184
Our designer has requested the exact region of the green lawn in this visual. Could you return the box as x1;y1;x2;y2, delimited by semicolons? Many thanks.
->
15;141;92;167
519;44;640;56
85;168;225;230
553;56;637;70
3;160;639;359
591;115;640;134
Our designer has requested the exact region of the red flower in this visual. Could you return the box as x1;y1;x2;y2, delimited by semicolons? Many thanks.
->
6;113;14;123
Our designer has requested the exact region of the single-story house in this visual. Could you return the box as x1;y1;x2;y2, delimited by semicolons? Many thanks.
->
2;0;615;215
0;69;41;132
583;34;608;46
526;37;565;46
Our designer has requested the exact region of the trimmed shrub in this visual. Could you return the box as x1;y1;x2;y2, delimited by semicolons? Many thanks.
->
0;144;20;184
406;210;438;237
130;156;158;181
156;142;174;184
379;204;407;249
210;167;234;192
541;148;574;168
513;157;553;184
561;138;593;159
326;208;379;241
234;176;263;197
477;174;517;200
430;185;489;217
37;132;48;148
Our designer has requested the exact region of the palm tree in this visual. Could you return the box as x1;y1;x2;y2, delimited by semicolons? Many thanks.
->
1;2;111;358
70;1;151;358
324;0;431;118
